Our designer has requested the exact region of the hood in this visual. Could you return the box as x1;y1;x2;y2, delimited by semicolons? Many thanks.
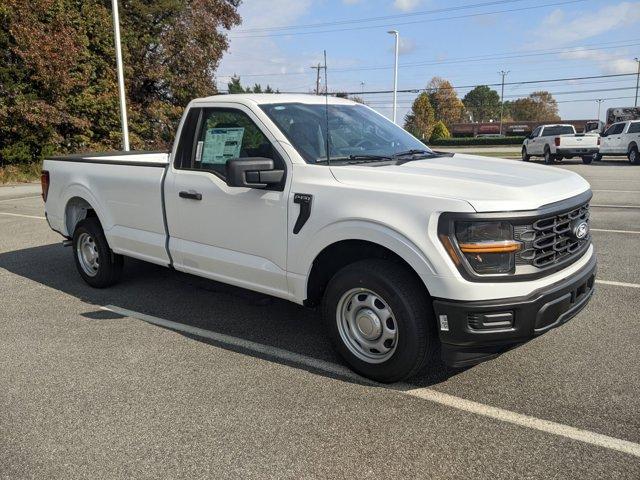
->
330;153;591;212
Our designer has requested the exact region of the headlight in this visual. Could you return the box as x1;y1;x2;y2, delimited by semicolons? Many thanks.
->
441;221;522;275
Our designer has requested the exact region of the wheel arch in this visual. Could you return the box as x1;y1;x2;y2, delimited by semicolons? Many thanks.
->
304;238;431;306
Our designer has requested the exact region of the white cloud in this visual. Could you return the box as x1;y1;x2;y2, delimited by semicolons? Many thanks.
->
217;0;316;90
389;37;417;55
560;48;638;74
532;2;640;46
393;0;422;12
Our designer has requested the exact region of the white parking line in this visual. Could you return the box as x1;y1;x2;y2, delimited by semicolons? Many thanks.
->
0;212;45;220
590;204;640;209
0;195;40;203
595;280;640;289
591;228;640;234
102;304;640;459
592;190;640;194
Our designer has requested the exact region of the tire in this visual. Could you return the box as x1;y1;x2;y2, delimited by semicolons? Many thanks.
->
72;217;123;288
582;155;593;165
322;259;437;383
544;147;555;164
594;153;603;162
629;146;640;165
521;147;530;162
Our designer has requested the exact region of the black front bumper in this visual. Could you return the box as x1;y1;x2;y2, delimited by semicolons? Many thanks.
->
433;255;596;368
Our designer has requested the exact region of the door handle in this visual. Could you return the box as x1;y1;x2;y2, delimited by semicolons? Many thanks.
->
179;190;202;200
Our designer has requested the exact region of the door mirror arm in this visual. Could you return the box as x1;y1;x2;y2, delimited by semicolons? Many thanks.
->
225;157;284;189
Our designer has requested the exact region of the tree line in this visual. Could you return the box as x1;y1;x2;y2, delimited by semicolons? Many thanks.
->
0;0;241;166
404;77;561;141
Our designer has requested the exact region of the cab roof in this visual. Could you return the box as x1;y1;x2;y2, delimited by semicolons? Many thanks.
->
193;93;358;106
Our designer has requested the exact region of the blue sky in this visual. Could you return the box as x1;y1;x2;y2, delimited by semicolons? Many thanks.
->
217;0;640;122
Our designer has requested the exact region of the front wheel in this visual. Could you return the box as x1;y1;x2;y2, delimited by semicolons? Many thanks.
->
521;147;530;162
322;259;437;383
73;217;123;288
629;146;640;164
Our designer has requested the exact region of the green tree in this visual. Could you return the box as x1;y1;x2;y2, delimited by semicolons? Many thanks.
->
505;91;561;121
227;75;278;94
427;77;464;126
0;0;241;165
404;93;435;141
462;85;501;122
430;121;451;141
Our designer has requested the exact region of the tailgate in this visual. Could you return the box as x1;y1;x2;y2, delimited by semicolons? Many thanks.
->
559;135;598;148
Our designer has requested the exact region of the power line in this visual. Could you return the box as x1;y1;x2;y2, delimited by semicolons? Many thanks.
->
229;0;590;39
216;38;640;78
369;95;638;108
336;72;639;96
233;0;531;33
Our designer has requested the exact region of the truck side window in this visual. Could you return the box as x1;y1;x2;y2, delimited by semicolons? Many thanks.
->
604;123;624;136
531;127;541;137
627;123;640;134
187;108;282;179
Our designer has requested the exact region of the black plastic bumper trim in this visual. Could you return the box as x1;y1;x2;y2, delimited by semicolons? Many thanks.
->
433;254;596;368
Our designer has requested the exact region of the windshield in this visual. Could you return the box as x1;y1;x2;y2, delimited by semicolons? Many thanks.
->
260;103;433;164
542;126;575;136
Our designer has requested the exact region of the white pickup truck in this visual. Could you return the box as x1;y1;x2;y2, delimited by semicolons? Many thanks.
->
522;124;599;164
42;94;596;382
596;120;640;164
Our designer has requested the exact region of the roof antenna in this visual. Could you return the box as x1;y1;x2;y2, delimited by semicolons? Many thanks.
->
323;50;330;165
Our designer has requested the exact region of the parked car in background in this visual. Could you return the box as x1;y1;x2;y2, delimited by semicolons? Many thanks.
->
584;120;604;134
41;94;596;382
522;124;599;164
596;120;640;164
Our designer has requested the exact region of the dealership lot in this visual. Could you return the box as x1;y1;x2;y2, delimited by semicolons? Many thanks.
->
0;160;638;478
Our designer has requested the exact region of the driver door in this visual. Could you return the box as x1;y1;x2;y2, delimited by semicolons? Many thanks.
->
164;105;292;298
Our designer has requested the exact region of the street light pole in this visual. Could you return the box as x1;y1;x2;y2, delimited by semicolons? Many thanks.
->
388;30;399;124
111;0;129;151
596;99;604;120
498;70;509;136
634;57;640;107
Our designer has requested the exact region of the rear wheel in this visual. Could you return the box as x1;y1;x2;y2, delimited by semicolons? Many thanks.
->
594;153;603;162
521;147;530;162
73;217;123;288
544;147;555;164
322;259;437;383
629;146;640;165
582;155;594;164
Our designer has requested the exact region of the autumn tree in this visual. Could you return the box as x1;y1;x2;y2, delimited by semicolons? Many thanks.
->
0;0;241;165
426;77;464;127
404;93;435;141
462;85;501;122
505;91;561;121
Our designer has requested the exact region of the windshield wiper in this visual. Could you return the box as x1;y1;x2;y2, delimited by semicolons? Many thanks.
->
315;155;392;165
393;149;432;158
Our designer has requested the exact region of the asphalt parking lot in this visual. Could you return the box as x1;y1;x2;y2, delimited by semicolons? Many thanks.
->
0;159;639;479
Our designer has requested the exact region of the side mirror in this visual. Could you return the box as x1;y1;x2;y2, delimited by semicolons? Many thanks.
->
225;157;284;189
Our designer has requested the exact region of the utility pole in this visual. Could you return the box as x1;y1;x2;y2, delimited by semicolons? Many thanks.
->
388;30;399;124
111;0;129;151
634;57;640;107
498;70;509;136
596;99;604;120
310;63;325;95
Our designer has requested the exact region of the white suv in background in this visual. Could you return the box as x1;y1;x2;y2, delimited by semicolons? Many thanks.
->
596;120;640;164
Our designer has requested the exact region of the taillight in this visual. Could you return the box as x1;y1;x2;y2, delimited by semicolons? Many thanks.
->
41;171;50;202
554;137;560;147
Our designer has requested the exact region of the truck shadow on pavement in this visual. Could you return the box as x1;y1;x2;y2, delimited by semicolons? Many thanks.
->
0;243;461;387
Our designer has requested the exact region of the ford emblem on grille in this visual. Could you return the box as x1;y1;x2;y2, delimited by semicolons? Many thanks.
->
572;220;589;239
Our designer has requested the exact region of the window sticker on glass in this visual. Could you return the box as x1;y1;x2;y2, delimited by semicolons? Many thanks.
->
201;127;245;164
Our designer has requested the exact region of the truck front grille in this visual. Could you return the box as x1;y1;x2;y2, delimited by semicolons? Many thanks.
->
515;202;590;270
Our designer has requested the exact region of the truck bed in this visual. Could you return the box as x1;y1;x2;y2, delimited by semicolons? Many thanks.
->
43;150;172;267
